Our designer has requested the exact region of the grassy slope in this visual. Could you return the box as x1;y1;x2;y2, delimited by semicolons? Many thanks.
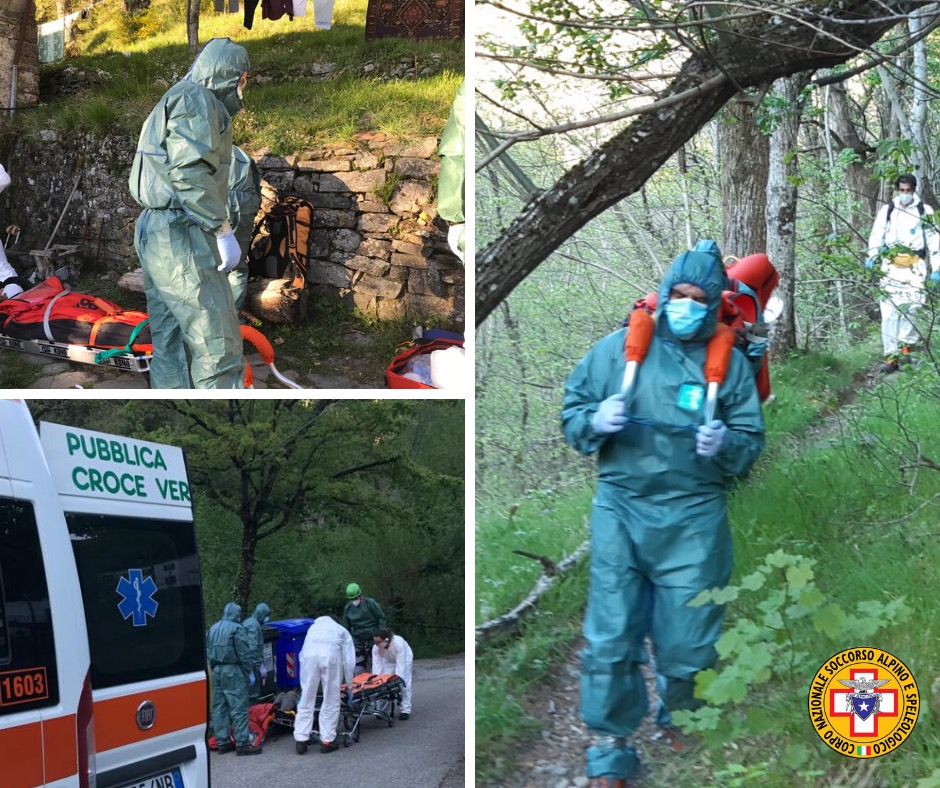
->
476;348;940;786
8;0;463;150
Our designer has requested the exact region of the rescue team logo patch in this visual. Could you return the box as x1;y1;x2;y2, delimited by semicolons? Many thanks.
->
808;647;918;758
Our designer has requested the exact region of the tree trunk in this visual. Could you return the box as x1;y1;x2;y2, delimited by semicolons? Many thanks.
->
877;65;924;185
909;13;934;204
719;97;769;257
476;1;927;326
825;83;879;229
186;0;199;55
123;0;151;11
766;76;806;355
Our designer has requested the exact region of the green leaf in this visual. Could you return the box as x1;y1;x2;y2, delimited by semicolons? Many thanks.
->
785;562;814;589
745;706;775;734
711;586;740;605
812;603;847;635
740;570;767;591
781;743;810;770
689;588;714;607
798;586;825;610
694;668;717;699
764;549;793;568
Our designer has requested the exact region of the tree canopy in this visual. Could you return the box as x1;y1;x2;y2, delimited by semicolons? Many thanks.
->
477;0;940;324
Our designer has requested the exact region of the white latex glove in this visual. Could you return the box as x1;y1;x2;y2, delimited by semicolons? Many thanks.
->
216;229;241;272
248;671;256;686
260;664;267;681
592;394;627;435
696;419;728;458
447;223;465;263
2;283;23;299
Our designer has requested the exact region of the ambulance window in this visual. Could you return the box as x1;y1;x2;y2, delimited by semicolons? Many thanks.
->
66;513;204;689
0;497;60;714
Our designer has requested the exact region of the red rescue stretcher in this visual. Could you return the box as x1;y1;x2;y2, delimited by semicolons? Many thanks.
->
0;277;303;387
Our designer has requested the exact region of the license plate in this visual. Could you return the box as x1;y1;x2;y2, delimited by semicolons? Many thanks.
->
120;767;184;788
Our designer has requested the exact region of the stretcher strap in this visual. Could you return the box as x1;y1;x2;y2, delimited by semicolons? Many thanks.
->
87;303;131;347
94;318;150;364
42;286;73;342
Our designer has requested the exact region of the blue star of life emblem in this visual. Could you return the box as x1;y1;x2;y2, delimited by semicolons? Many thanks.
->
116;568;159;627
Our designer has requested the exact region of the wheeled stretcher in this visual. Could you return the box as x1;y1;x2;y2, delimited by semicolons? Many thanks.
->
340;673;405;743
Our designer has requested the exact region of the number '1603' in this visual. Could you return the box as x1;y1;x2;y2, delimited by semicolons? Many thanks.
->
0;670;48;705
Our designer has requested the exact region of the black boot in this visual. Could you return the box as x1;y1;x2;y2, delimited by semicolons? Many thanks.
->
236;743;262;756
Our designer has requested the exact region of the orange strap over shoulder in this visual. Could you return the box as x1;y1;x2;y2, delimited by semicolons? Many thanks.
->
623;305;737;388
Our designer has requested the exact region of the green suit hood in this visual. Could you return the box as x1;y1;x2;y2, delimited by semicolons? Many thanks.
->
251;603;271;623
655;248;726;344
185;38;250;117
223;602;242;622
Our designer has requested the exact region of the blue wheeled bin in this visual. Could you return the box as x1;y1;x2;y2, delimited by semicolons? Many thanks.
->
266;618;314;690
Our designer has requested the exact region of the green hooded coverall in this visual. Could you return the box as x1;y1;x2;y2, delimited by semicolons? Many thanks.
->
242;602;270;703
128;37;249;388
562;249;765;781
437;80;465;257
227;146;263;317
206;602;255;748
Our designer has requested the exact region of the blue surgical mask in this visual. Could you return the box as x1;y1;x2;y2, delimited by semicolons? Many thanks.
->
665;298;709;339
899;193;914;207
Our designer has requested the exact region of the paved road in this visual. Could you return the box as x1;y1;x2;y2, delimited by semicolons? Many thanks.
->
210;656;465;788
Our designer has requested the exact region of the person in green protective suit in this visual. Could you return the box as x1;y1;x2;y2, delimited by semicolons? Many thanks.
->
437;80;465;263
242;602;271;703
562;246;765;787
128;37;250;388
206;602;262;755
341;582;387;673
226;146;263;321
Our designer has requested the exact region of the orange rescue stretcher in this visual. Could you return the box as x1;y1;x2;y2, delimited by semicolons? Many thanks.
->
0;276;302;387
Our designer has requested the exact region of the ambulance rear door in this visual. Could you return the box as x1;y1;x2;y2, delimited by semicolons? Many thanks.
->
40;421;209;788
0;400;92;788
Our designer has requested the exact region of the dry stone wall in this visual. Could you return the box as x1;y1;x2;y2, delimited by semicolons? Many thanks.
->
3;130;464;327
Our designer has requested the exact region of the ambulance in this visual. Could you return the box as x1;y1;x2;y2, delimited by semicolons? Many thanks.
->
0;400;209;788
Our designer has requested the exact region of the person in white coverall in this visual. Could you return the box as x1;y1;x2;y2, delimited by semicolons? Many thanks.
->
294;614;356;754
866;173;940;372
0;165;24;300
371;627;414;720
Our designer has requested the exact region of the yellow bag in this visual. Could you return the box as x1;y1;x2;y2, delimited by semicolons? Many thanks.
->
891;253;920;268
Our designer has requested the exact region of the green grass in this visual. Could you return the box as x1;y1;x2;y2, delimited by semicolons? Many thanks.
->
0;352;46;388
5;0;462;150
476;492;590;624
476;351;940;786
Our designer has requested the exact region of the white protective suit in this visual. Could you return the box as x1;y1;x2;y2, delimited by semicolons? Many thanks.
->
371;633;414;715
867;193;940;355
294;616;356;746
0;165;23;299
